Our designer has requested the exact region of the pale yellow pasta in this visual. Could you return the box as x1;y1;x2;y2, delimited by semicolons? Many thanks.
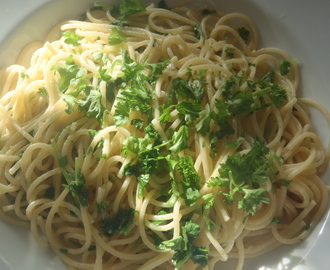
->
0;1;329;270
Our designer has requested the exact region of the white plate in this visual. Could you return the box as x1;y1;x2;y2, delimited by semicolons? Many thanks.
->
0;1;329;269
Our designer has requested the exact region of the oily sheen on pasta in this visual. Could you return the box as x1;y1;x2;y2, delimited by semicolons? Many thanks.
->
0;1;329;269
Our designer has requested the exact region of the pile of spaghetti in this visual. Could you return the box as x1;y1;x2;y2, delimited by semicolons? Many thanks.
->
0;0;329;269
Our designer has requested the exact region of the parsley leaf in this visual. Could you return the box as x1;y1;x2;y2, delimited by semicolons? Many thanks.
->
152;210;168;226
77;88;107;125
206;75;287;140
96;200;110;213
158;0;169;9
159;221;209;268
195;104;214;136
237;27;250;42
113;50;161;126
114;87;154;126
272;216;282;224
51;139;89;207
203;193;215;210
261;70;274;83
131;118;145;129
38;87;48;96
193;24;204;39
97;67;116;103
212;100;235;139
168;155;201;206
123;124;169;197
202;9;216;15
279;60;291;76
146;59;170;83
52;55;85;93
158;105;174;123
159;100;201;125
100;208;135;236
211;140;280;215
118;0;146;21
122;135;153;156
55;59;110;126
280;179;292;187
62;31;83;46
173;77;205;102
108;27;126;45
169;125;189;153
176;101;201;124
239;187;270;215
45;186;55;199
113;100;130;127
256;79;287;107
219;140;270;186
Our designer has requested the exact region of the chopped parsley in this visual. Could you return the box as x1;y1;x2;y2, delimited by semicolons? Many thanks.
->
100;208;135;236
279;59;297;76
166;155;201;206
51;139;89;207
108;27;126;45
202;9;216;15
237;27;250;42
172;77;205;102
113;50;168;126
62;31;83;46
208;140;281;215
118;0;146;21
51;54;85;93
20;72;29;79
159;101;201;125
271;216;282;224
205;73;287;141
96;200;110;213
280;179;292;187
203;193;215;210
169;125;189;153
193;24;204;39
158;0;169;9
159;221;209;268
52;55;111;125
38;87;48;96
122;124;169;197
45;186;55;199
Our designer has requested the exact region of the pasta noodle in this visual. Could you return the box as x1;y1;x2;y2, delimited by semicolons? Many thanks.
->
0;0;329;269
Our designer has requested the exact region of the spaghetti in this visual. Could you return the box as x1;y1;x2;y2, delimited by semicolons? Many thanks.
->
0;0;329;269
